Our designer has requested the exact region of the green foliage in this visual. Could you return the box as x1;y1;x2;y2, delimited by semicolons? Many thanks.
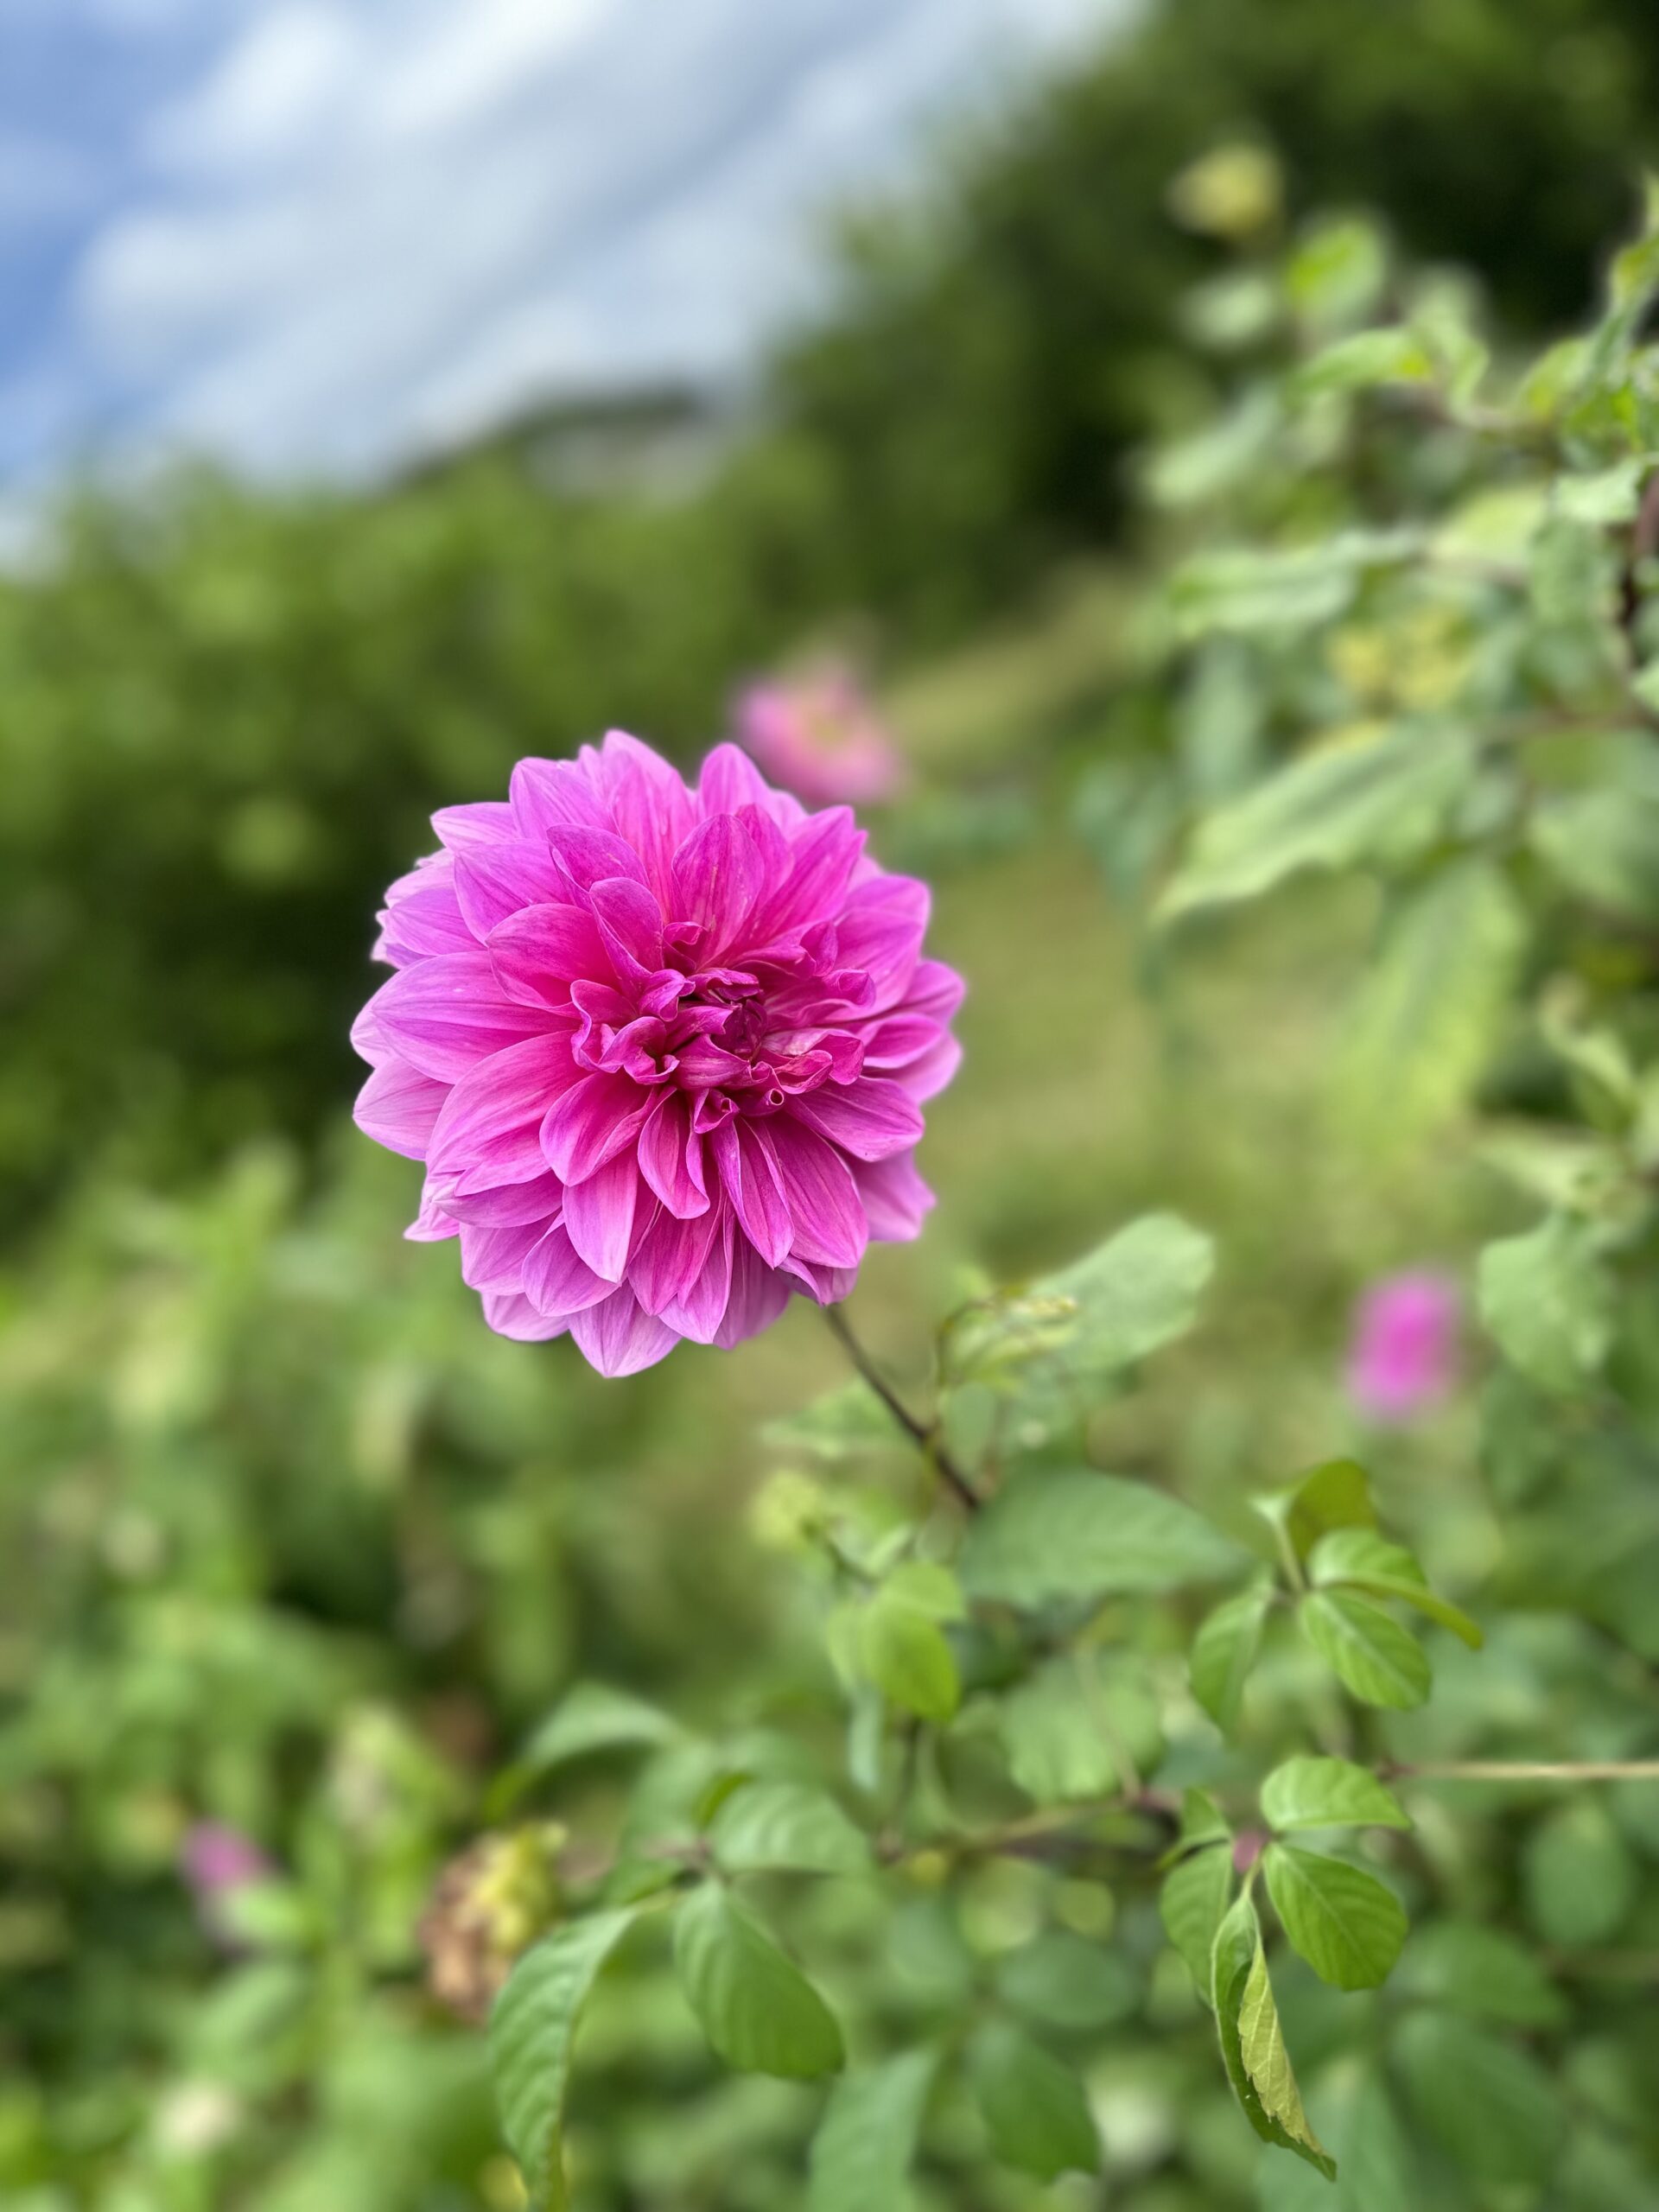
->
671;1886;845;2082
490;1910;639;2208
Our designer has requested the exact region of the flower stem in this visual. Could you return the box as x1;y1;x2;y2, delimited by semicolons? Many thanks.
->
822;1303;982;1512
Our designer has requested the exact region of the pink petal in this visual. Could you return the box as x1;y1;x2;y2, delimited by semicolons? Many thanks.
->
709;1117;791;1268
905;957;966;1025
560;1148;640;1281
373;874;474;966
835;876;930;1011
366;954;561;1082
590;876;666;984
712;1234;792;1350
488;903;609;1008
595;731;696;895
767;1116;868;1269
638;1090;709;1217
541;1069;652;1185
855;1152;935;1243
509;757;612;841
780;1255;860;1304
435;805;567;937
546;824;650;899
787;1077;924;1162
353;1059;448;1160
628;1200;724;1316
660;1215;736;1343
569;1287;679;1376
522;1223;613;1316
750;806;864;938
460;1219;546;1293
894;1033;963;1103
482;1291;569;1342
428;1031;582;1184
441;1171;564;1226
698;741;804;826
671;813;763;954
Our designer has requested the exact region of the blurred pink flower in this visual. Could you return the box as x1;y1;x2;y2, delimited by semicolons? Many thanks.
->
352;732;962;1376
1346;1272;1459;1422
181;1822;270;1944
735;667;906;807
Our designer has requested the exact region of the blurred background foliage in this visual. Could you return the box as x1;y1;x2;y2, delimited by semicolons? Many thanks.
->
3;0;1659;2205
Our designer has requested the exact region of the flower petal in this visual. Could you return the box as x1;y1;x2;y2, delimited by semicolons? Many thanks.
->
482;1291;569;1342
713;1234;792;1349
569;1287;679;1376
628;1200;723;1317
671;812;763;955
589;875;666;985
834;876;930;1011
353;1059;448;1160
709;1117;791;1268
546;824;650;898
441;1171;563;1226
427;1031;581;1185
522;1223;613;1316
660;1215;735;1343
509;756;612;840
460;1219;546;1293
541;1069;652;1185
767;1116;868;1269
560;1148;640;1281
488;902;609;1008
787;1077;924;1162
367;954;561;1082
638;1089;709;1218
855;1152;935;1243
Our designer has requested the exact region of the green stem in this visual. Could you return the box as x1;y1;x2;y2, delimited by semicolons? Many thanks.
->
823;1303;982;1512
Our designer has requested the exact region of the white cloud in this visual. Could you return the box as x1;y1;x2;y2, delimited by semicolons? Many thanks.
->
62;0;1129;480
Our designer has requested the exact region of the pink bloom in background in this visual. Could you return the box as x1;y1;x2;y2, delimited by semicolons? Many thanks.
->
352;733;962;1376
1346;1272;1460;1422
734;666;907;807
181;1822;270;1943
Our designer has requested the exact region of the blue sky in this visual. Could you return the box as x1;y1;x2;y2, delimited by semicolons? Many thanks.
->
0;0;1123;490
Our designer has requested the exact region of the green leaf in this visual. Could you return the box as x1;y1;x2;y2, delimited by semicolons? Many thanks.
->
1554;456;1646;524
1265;1459;1377;1564
1190;1585;1271;1733
518;1683;683;1781
995;1930;1140;2031
1478;1213;1614;1395
1531;738;1659;924
1337;858;1525;1146
1291;326;1433;399
1522;1799;1638;1948
1211;1896;1336;2179
1260;1757;1410;1835
1263;1844;1407;1990
765;1378;897;1461
1308;1529;1484;1649
672;1885;843;2080
968;2021;1099;2182
490;1909;639;2209
1395;1920;1566;2028
707;1782;871;1878
1394;2013;1564;2183
946;1213;1215;1407
997;1655;1161;1804
880;1560;966;1621
960;1466;1242;1608
858;1594;959;1724
1158;724;1473;920
1300;1589;1431;1709
1175;1785;1233;1852
1160;1845;1232;2003
808;2050;936;2212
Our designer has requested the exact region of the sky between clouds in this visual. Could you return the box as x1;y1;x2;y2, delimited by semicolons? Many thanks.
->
0;0;1125;490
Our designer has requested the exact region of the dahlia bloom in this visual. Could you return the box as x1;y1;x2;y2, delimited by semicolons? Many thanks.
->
352;733;962;1376
1346;1271;1459;1423
734;665;906;807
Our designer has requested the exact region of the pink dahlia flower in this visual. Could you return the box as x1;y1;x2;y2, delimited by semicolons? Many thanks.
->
352;733;962;1376
734;666;906;808
1346;1271;1459;1423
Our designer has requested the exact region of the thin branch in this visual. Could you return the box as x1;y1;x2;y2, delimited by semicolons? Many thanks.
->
1385;1758;1659;1784
822;1303;982;1512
